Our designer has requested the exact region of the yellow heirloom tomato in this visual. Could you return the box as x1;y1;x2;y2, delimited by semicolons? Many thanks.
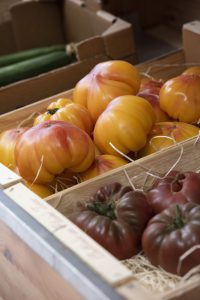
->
34;98;93;135
93;95;156;155
139;122;200;157
73;60;141;122
160;74;200;123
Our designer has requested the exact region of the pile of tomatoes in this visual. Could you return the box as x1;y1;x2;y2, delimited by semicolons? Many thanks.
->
69;170;200;276
0;60;199;198
0;60;200;276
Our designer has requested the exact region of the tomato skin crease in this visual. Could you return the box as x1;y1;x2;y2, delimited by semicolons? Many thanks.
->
69;182;152;260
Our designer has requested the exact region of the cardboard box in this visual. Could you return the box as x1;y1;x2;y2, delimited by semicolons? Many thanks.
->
183;20;200;63
0;0;136;114
0;20;16;55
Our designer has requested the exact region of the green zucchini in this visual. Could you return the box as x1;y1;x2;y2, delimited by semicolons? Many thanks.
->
0;51;76;87
0;44;66;68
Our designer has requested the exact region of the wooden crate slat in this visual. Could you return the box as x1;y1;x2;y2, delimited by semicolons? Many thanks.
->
4;182;134;287
0;220;84;300
0;163;21;189
137;50;186;80
46;136;199;215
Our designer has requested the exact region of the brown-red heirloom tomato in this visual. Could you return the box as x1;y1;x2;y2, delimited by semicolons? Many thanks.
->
142;203;200;276
69;182;152;260
147;170;200;214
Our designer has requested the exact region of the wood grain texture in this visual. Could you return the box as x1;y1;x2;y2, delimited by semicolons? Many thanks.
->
47;136;200;215
137;49;186;80
0;89;73;131
0;220;83;300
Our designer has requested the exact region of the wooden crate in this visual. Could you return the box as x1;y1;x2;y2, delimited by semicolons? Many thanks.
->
0;26;200;299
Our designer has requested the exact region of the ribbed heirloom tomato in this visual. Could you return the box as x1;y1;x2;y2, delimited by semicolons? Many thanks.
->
15;120;95;184
69;182;152;259
94;95;156;155
73;60;141;122
160;74;200;123
34;98;93;135
142;203;200;275
147;170;200;214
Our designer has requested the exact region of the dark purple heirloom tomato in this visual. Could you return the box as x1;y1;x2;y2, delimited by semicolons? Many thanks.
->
142;203;200;275
69;182;152;259
147;170;200;213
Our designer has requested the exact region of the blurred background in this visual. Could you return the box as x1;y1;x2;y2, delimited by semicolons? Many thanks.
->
1;0;199;61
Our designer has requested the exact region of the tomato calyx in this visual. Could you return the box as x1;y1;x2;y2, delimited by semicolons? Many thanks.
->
47;108;59;115
86;200;116;219
167;205;185;232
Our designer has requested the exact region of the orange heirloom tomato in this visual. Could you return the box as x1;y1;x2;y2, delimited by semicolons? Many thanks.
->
73;60;141;122
34;98;93;135
15;120;95;184
160;74;200;123
0;127;28;170
139;121;199;157
94;95;156;155
79;154;128;181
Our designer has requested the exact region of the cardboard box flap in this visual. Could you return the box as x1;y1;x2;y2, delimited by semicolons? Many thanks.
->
10;1;65;50
102;19;136;59
96;10;117;23
63;0;110;41
183;20;200;63
76;36;106;60
85;0;102;11
0;20;16;55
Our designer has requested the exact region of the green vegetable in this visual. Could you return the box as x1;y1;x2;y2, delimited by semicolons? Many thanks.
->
0;44;66;68
0;51;76;87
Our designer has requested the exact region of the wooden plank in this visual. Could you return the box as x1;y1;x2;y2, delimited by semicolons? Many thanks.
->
4;182;134;287
117;279;158;300
163;277;200;300
46;136;200;214
0;220;84;300
137;49;186;80
0;163;21;189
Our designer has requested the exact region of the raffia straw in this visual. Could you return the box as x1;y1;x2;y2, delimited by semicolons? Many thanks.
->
17;112;38;128
177;245;200;276
30;155;44;186
49;190;64;210
181;265;200;282
122;254;181;292
193;129;200;146
109;140;184;183
143;62;200;77
123;169;137;191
